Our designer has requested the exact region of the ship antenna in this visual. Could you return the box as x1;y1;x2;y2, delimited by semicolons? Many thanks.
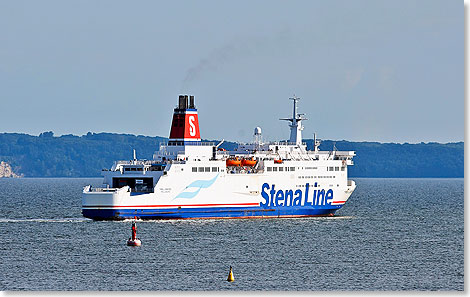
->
279;94;307;145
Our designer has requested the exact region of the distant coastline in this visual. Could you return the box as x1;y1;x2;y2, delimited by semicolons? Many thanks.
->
0;132;463;178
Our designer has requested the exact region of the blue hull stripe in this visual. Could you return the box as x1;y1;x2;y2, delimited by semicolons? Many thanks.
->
82;205;343;220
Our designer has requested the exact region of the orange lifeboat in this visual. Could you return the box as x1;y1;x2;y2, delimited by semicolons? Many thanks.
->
274;159;283;164
226;158;241;167
241;158;257;167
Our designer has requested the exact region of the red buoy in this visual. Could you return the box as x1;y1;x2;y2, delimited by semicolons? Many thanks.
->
126;217;142;246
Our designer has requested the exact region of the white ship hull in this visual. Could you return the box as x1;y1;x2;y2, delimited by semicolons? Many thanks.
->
83;159;356;220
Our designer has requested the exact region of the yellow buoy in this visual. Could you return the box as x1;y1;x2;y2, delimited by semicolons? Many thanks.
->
227;266;234;282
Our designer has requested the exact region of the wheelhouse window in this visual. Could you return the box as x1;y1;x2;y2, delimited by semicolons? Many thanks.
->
149;165;165;171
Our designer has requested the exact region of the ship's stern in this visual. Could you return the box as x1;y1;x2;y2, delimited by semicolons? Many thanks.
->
81;185;129;220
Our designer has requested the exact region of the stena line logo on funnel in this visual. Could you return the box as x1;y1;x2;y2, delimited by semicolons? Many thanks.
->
184;113;200;139
169;112;201;140
260;183;333;207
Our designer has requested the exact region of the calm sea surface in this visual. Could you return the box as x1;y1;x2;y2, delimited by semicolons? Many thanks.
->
0;178;463;291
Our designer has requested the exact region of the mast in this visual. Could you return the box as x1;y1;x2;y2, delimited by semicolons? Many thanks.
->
280;95;307;145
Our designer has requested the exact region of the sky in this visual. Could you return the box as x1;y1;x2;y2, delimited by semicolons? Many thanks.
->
0;0;463;143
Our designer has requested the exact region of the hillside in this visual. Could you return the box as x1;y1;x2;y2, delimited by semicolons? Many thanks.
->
306;140;463;178
0;132;463;178
0;132;167;177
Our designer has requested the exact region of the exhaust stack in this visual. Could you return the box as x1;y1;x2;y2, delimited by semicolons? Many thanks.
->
169;94;201;143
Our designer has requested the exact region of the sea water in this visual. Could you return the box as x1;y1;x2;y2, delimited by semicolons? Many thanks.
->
0;178;463;291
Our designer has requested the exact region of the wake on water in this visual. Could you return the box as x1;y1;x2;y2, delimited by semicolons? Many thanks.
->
0;215;354;224
0;218;91;223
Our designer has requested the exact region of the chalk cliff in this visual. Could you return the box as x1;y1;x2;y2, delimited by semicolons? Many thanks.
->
0;161;21;178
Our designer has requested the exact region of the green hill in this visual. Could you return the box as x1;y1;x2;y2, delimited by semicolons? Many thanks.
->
306;140;463;178
0;132;167;177
0;132;463;178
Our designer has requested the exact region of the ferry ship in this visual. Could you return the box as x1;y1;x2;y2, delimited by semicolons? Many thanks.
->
82;95;356;220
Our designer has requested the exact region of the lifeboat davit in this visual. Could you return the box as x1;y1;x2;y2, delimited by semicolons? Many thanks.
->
274;159;283;164
241;158;257;166
226;158;241;167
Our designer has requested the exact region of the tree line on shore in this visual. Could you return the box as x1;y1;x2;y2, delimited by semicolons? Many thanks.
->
0;132;463;178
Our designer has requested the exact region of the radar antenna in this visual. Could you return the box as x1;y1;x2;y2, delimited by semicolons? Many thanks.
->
279;95;307;145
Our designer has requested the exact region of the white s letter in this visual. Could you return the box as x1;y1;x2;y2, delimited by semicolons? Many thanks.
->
189;116;196;136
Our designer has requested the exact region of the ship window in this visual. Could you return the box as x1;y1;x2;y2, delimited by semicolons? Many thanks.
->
150;165;165;171
273;167;278;172
198;167;204;172
329;167;334;171
212;167;218;172
192;167;197;172
205;167;210;172
341;167;345;171
335;167;339;171
124;168;130;171
267;167;272;172
290;167;295;171
279;167;284;172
